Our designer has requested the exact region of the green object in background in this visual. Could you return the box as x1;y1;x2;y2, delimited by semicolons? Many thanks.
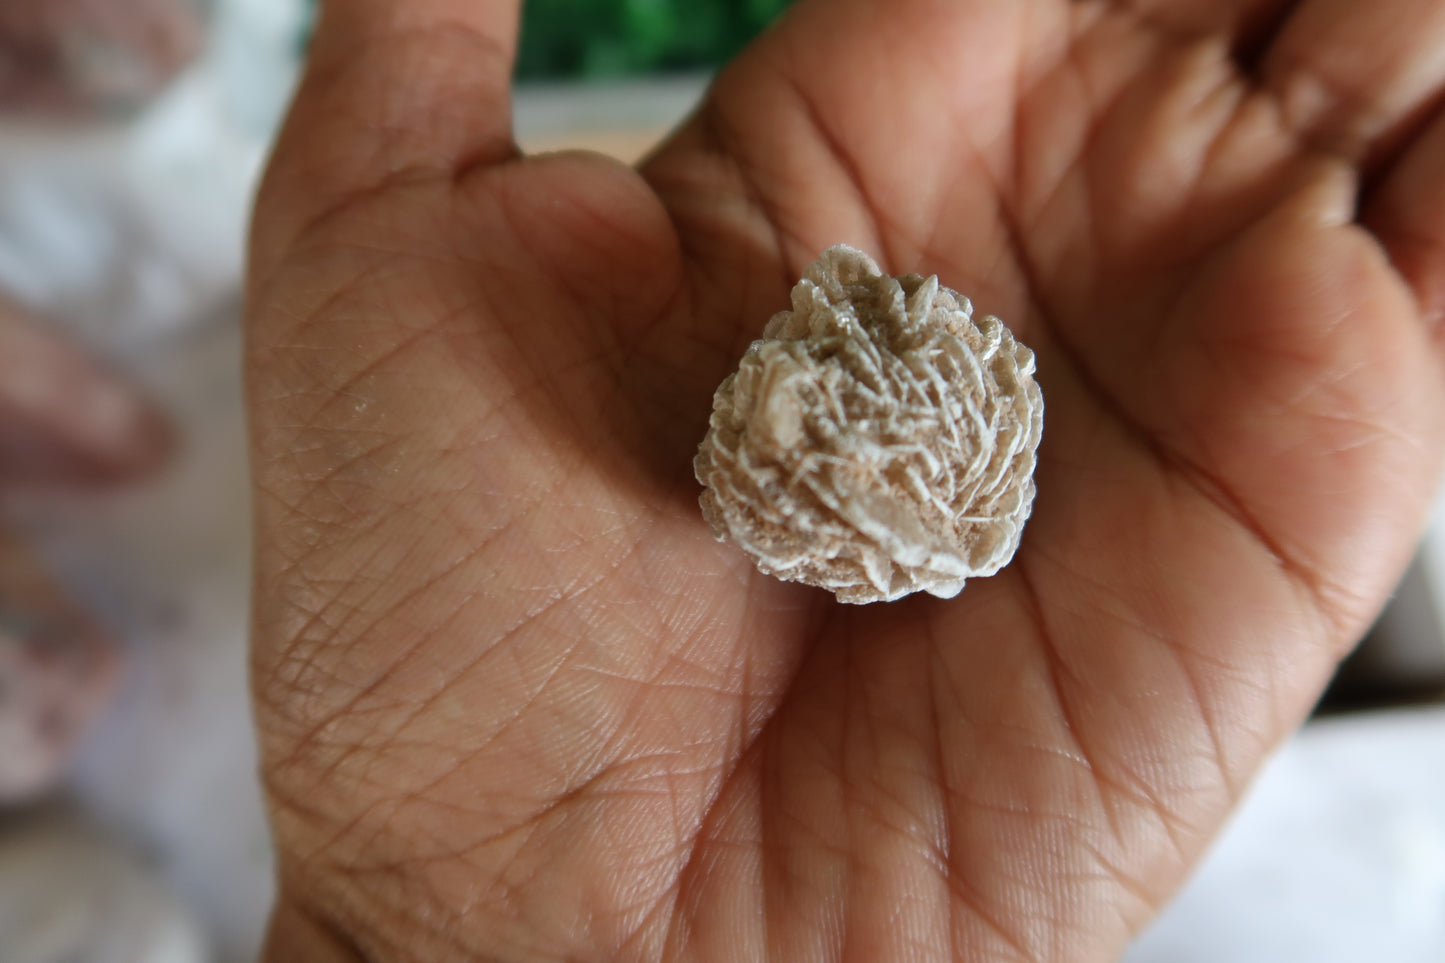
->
517;0;795;81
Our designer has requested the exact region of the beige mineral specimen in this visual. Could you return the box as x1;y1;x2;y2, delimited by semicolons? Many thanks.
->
695;245;1044;604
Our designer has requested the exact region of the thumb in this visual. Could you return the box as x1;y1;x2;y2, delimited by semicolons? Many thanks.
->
252;0;522;273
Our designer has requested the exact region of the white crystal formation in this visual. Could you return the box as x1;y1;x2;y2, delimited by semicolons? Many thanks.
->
695;245;1044;603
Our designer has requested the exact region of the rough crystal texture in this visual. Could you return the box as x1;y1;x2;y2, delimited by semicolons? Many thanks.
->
695;245;1044;604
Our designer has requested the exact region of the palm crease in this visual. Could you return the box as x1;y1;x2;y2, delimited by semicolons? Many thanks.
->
245;1;1445;961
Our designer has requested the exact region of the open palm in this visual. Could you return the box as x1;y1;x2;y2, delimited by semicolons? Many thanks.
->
247;1;1445;960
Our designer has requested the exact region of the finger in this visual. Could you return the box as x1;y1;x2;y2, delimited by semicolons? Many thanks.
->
1256;0;1445;163
643;0;1052;306
1366;111;1445;336
258;0;521;234
1115;0;1296;54
0;302;171;486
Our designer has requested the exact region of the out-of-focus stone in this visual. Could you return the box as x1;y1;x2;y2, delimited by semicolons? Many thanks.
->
0;530;119;803
0;811;210;963
0;0;204;116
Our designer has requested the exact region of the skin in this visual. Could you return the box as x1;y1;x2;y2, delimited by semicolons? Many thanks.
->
246;0;1445;960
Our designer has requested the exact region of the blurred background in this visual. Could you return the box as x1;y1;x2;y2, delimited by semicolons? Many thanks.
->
0;2;1439;961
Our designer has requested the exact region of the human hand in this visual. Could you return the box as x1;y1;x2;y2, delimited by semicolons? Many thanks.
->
246;1;1445;960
